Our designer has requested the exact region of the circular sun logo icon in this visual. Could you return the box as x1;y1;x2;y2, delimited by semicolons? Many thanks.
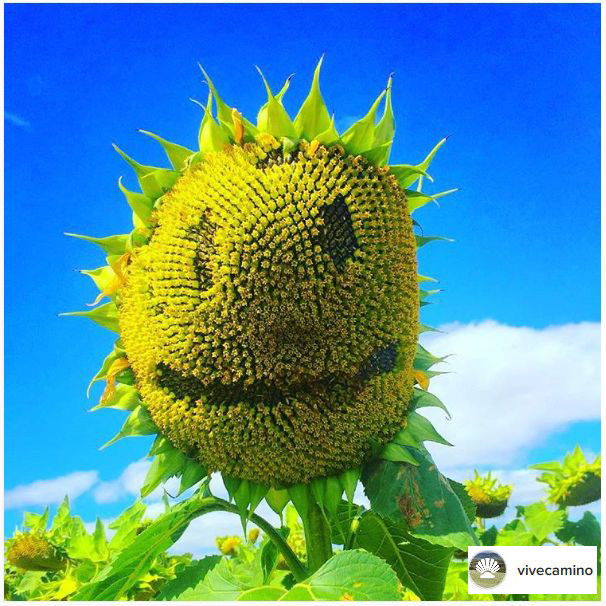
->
469;551;507;589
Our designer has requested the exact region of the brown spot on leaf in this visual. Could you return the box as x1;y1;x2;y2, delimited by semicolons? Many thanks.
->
434;499;445;508
353;582;363;588
340;592;354;601
398;495;424;528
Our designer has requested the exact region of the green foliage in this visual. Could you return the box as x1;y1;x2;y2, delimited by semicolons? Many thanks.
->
5;447;601;601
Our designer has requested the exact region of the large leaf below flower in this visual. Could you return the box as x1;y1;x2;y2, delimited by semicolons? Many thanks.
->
361;448;478;550
354;511;453;601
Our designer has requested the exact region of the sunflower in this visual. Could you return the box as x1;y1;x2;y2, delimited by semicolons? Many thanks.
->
6;534;67;572
464;471;512;519
65;57;454;516
531;446;601;507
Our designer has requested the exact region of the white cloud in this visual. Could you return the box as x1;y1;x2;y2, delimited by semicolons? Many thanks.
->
421;320;600;471
5;471;99;509
93;459;180;504
5;111;31;129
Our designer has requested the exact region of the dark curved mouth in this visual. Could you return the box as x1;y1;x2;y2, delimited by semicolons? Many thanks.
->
154;342;398;407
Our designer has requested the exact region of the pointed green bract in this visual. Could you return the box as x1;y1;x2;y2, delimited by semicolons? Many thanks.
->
406;188;458;213
66;232;129;255
314;115;340;145
197;92;231;153
113;144;178;199
138;129;193;171
199;64;259;140
90;384;140;412
372;74;395;164
100;405;158;450
255;67;297;139
80;266;115;294
294;55;333;140
390;165;432;189
341;88;386;155
178;459;207;495
61;302;120;333
141;447;186;497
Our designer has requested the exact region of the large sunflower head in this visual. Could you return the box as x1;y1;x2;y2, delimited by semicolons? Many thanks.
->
67;58;454;492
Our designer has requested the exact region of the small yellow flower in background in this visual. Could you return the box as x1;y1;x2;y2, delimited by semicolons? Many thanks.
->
247;528;260;543
215;535;242;556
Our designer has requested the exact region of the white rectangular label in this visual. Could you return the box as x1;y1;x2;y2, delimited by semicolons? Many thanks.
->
467;546;598;595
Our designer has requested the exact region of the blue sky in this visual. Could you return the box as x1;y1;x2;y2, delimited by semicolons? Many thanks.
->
5;4;600;538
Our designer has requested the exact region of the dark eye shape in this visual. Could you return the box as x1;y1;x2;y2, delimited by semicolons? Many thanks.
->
317;194;359;271
358;342;399;381
188;213;217;291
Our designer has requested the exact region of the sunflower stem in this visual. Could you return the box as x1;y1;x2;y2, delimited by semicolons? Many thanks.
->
197;497;308;582
302;499;333;573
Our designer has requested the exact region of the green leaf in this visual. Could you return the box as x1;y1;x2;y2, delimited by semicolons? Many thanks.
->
107;500;146;552
279;550;400;601
362;450;478;550
341;89;386;156
180;550;265;601
141;448;186;497
447;478;476;523
23;508;49;534
156;556;221;600
100;405;157;449
355;512;453;601
138;129;193;171
480;525;498;546
496;519;536;546
556;511;601;546
66;518;109;563
238;586;287;600
74;497;222;600
522;502;565;542
294;55;332;140
61;302;119;333
65;232;129;255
